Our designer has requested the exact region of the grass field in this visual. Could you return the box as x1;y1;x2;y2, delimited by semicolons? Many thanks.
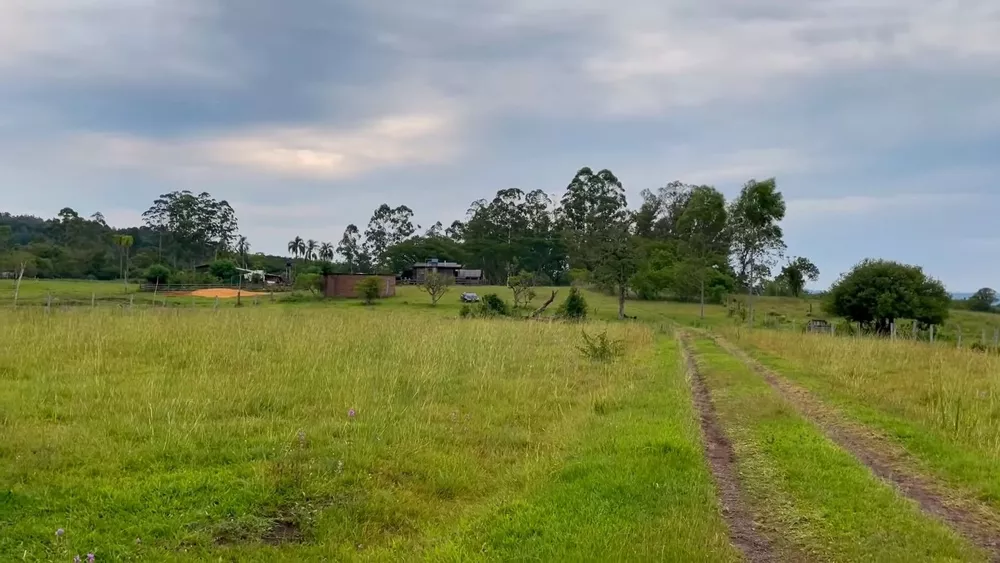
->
1;307;739;561
5;278;1000;560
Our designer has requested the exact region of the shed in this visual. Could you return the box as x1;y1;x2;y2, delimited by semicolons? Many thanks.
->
322;274;396;298
456;269;483;285
411;259;462;283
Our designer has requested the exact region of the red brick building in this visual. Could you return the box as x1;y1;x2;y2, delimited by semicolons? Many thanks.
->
321;274;396;298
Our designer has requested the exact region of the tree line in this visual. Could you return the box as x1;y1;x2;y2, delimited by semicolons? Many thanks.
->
2;169;827;318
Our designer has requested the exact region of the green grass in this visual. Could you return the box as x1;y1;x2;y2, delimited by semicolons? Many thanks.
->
725;328;1000;510
0;308;735;561
689;335;984;561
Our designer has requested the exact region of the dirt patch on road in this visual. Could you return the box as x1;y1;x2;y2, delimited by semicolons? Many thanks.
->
713;335;1000;561
189;288;268;298
678;333;775;563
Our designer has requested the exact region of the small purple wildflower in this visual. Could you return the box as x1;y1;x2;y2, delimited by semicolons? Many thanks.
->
348;408;356;418
55;528;64;537
73;556;81;563
87;554;95;563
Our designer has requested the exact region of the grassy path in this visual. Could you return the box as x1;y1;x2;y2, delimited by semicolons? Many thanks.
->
684;333;985;562
678;333;773;562
713;334;1000;558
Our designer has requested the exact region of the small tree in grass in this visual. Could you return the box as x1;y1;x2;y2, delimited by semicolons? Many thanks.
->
356;277;381;305
558;287;588;321
294;273;322;295
209;259;239;282
145;264;171;284
421;271;452;306
507;271;536;309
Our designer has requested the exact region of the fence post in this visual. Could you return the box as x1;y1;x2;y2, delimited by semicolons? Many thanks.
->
912;321;917;340
45;293;52;313
891;322;896;341
91;292;96;307
129;294;134;310
930;324;935;343
831;324;836;336
957;325;962;348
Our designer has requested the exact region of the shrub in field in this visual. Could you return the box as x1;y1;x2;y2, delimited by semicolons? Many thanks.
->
145;264;171;284
558;287;588;321
459;304;473;318
356;277;381;305
578;330;625;362
825;259;950;334
477;293;511;317
294;273;322;295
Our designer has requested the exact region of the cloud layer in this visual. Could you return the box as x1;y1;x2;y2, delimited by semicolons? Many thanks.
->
1;0;998;289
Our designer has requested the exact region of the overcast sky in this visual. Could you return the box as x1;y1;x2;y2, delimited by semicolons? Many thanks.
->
1;1;998;290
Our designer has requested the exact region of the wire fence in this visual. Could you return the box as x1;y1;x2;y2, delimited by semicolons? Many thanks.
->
747;314;1000;352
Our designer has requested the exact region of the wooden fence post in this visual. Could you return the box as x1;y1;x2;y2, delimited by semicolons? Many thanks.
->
891;322;896;341
912;321;917;340
91;292;96;307
930;324;935;343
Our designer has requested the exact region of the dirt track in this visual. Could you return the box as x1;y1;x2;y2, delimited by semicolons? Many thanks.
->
678;333;775;563
713;335;1000;562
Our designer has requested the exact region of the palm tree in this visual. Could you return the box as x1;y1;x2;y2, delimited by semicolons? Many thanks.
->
288;236;304;259
319;242;334;262
114;234;134;291
236;236;250;267
306;239;318;261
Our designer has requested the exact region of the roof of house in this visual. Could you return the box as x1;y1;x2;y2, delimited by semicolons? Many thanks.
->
413;261;462;269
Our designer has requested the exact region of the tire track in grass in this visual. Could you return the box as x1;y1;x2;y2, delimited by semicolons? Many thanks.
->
678;333;775;563
712;334;1000;561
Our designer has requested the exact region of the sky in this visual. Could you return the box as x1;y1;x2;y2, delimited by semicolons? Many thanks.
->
1;1;998;291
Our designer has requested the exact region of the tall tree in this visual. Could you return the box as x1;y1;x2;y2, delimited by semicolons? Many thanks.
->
337;225;362;273
319;242;334;262
779;257;820;298
968;288;997;313
236;236;250;267
305;239;318;261
114;234;134;288
288;236;305;259
364;204;415;269
675;186;730;318
593;217;639;320
141;191;238;267
728;178;786;323
557;167;629;272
